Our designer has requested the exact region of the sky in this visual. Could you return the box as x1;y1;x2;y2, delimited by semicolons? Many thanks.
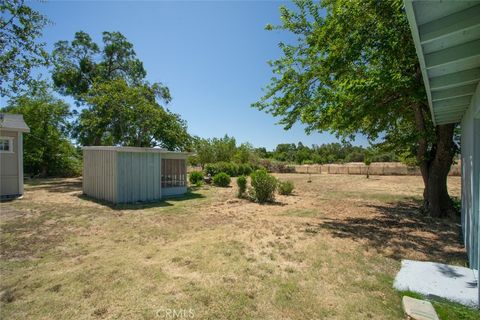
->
18;0;370;150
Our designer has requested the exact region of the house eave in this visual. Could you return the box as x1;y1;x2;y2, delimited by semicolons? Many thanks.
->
404;0;480;126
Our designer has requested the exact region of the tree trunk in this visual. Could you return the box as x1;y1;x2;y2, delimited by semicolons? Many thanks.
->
423;124;457;218
412;103;456;218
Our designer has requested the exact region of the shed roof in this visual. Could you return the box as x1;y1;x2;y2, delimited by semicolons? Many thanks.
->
82;146;193;155
404;0;480;125
0;113;30;132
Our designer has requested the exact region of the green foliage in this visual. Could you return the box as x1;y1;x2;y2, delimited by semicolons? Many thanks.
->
400;291;480;320
189;171;204;185
51;31;190;150
236;175;247;197
258;159;295;173
1;0;49;96
52;31;151;100
451;196;461;215
191;135;240;167
2;84;81;177
267;142;396;165
278;180;294;195
254;0;434;166
213;172;231;187
190;137;215;167
237;163;253;176
250;170;277;203
76;78;190;149
364;156;372;167
204;162;254;177
234;143;257;164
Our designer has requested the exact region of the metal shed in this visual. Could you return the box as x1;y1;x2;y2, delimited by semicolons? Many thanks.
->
82;146;190;204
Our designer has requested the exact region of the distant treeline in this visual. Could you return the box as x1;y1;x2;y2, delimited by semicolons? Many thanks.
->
188;135;397;169
255;142;397;164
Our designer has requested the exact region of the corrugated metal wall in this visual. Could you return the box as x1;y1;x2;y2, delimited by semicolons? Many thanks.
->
461;83;480;271
116;151;162;203
83;149;117;203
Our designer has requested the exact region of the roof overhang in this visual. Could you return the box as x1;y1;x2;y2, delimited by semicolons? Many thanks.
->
404;0;480;125
0;113;30;132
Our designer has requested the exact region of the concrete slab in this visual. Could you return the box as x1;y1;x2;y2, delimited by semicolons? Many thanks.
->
394;260;478;308
402;296;439;320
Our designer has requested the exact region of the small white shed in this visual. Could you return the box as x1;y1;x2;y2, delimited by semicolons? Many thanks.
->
82;146;190;204
0;113;30;198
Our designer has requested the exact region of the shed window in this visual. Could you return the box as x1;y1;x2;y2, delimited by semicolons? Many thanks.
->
0;137;13;153
161;159;186;188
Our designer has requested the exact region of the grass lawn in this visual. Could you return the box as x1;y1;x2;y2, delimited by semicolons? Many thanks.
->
1;174;478;319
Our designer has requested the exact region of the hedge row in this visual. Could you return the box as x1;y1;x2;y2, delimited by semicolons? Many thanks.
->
204;162;255;177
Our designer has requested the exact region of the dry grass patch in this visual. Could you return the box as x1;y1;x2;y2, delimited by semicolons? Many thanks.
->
0;174;475;319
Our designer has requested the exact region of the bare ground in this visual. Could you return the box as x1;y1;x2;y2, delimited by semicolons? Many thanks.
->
0;174;470;319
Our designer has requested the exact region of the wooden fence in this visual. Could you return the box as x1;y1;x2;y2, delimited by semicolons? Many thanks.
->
293;162;461;176
188;162;461;176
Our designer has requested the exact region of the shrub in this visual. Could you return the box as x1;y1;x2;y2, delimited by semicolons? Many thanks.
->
258;159;295;173
189;171;204;185
236;175;247;197
213;172;231;187
205;162;239;177
278;180;294;195
204;163;216;176
249;170;277;203
237;163;253;176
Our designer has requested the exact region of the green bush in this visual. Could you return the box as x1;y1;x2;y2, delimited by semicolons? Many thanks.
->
213;172;231;187
189;171;204;185
237;163;253;176
205;162;239;177
250;170;277;203
258;159;295;173
278;180;294;195
236;175;247;197
204;163;216;176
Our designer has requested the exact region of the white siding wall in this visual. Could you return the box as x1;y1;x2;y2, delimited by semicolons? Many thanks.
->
461;83;480;272
0;130;19;196
83;149;117;203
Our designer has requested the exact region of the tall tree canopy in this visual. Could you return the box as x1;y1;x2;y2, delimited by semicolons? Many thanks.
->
191;135;238;168
76;78;190;149
2;83;81;177
51;31;189;149
0;0;49;96
254;0;457;217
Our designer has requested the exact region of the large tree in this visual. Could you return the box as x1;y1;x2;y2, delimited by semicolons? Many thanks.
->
254;0;457;217
2;83;81;177
76;78;190;149
51;31;189;149
0;0;49;96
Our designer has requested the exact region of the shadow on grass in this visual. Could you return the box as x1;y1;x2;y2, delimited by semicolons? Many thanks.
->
25;178;82;193
318;200;466;264
77;190;206;211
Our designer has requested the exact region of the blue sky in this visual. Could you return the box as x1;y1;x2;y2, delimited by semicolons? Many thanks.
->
21;0;369;150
